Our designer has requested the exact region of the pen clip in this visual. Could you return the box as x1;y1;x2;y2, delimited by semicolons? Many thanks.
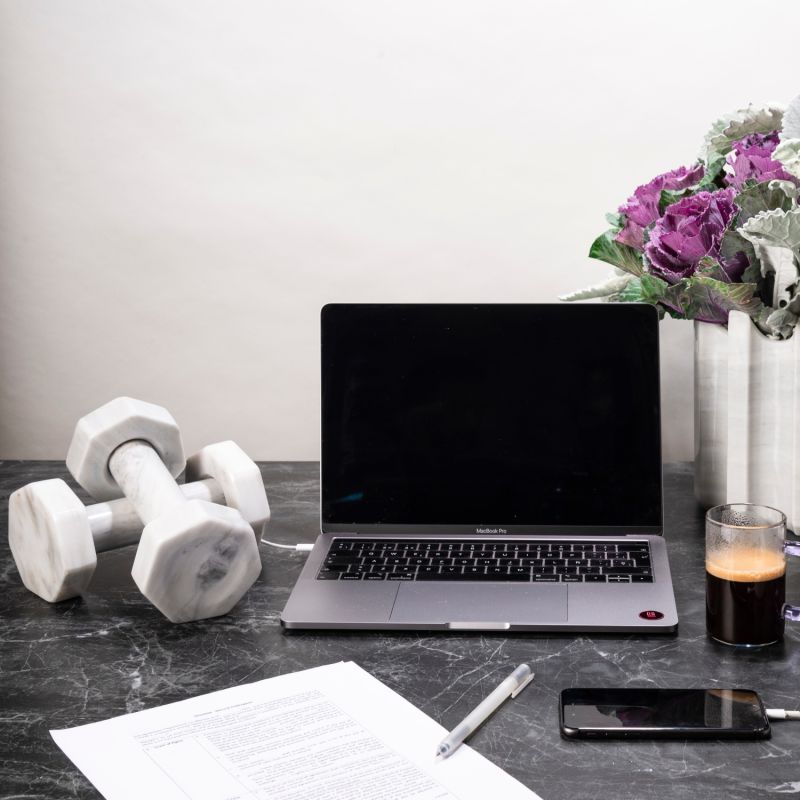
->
510;671;535;698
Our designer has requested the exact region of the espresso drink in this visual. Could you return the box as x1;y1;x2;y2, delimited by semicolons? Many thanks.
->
706;547;786;646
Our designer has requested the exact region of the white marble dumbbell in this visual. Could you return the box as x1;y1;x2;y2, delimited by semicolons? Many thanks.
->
9;440;270;607
17;397;261;623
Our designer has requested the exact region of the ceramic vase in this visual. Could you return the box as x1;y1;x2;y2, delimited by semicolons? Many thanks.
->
694;309;800;532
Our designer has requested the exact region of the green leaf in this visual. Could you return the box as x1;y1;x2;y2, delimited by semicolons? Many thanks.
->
605;212;623;230
720;228;757;281
697;154;726;190
774;139;800;179
734;181;795;225
679;276;762;323
588;230;644;276
702;104;784;163
754;306;799;339
740;208;800;255
695;256;730;282
560;274;635;302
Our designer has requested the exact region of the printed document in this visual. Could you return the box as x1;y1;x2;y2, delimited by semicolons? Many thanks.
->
51;661;542;800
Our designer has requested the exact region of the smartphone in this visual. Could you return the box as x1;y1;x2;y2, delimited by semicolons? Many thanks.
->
560;688;770;740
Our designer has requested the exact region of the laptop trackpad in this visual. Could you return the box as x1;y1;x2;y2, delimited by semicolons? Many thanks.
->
390;583;568;625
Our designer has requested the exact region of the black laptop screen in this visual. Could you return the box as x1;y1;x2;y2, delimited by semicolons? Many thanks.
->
321;304;662;530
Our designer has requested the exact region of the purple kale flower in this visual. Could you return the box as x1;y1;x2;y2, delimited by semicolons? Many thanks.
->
645;188;738;284
724;131;797;190
615;164;705;250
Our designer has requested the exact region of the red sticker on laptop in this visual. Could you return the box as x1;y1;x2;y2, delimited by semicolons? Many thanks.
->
639;610;664;620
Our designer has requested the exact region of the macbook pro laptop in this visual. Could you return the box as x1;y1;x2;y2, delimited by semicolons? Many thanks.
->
280;303;678;632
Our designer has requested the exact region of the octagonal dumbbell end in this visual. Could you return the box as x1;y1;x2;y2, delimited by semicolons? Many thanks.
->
185;441;270;537
66;397;185;501
131;500;262;623
9;480;97;602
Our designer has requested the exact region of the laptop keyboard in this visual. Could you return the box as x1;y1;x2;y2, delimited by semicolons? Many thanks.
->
316;540;653;583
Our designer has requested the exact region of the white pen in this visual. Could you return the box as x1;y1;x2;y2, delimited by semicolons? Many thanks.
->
435;664;534;759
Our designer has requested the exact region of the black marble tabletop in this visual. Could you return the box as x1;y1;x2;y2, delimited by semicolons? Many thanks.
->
2;461;799;800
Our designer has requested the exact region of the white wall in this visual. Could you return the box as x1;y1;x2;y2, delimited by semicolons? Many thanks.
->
1;0;798;462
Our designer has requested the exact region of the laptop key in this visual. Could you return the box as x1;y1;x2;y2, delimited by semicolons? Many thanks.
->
606;567;652;576
563;575;584;582
533;574;561;582
340;573;364;581
387;573;415;581
584;574;607;583
317;570;342;580
631;575;654;583
363;573;386;581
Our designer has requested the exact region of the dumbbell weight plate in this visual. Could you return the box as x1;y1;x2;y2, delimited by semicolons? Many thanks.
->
9;480;96;602
66;397;185;501
186;441;271;538
131;500;262;623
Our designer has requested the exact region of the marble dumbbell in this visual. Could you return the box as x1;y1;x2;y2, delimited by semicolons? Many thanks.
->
9;440;270;607
10;397;263;623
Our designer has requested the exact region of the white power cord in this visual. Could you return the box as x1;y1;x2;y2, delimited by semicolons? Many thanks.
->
766;709;800;720
261;539;314;553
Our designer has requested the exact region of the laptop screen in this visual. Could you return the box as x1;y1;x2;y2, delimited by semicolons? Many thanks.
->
321;304;662;532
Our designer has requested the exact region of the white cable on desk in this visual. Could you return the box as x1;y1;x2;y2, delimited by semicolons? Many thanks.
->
766;709;800;720
261;539;314;553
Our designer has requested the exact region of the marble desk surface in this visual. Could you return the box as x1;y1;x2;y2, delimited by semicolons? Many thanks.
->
2;461;800;800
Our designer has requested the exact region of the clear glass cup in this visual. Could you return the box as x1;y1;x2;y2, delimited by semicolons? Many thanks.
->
706;503;800;647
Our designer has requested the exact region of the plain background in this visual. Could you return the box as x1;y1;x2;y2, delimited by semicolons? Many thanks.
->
1;0;799;461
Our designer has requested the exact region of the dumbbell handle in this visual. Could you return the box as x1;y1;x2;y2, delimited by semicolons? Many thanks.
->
108;440;188;525
89;477;225;553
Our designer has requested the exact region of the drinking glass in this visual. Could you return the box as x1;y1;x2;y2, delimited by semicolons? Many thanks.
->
706;503;800;647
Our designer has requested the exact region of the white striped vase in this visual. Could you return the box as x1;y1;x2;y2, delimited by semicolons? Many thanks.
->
694;309;800;532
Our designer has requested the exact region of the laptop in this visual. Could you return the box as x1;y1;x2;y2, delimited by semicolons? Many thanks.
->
280;303;678;632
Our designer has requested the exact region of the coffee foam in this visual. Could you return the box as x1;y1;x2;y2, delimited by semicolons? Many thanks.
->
706;546;785;582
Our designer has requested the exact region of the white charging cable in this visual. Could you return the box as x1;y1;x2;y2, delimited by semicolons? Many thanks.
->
766;709;800;720
261;539;314;553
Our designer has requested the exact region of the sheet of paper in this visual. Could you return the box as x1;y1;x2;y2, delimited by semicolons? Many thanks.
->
51;661;542;800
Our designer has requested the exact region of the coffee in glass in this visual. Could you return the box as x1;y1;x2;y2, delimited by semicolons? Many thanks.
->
706;504;799;647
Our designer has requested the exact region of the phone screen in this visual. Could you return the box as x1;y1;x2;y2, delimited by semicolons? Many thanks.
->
560;688;769;739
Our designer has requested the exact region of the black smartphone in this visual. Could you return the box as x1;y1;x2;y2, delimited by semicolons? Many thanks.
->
560;688;770;740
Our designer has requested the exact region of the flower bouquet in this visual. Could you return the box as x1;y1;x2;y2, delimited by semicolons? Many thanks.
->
564;95;800;339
